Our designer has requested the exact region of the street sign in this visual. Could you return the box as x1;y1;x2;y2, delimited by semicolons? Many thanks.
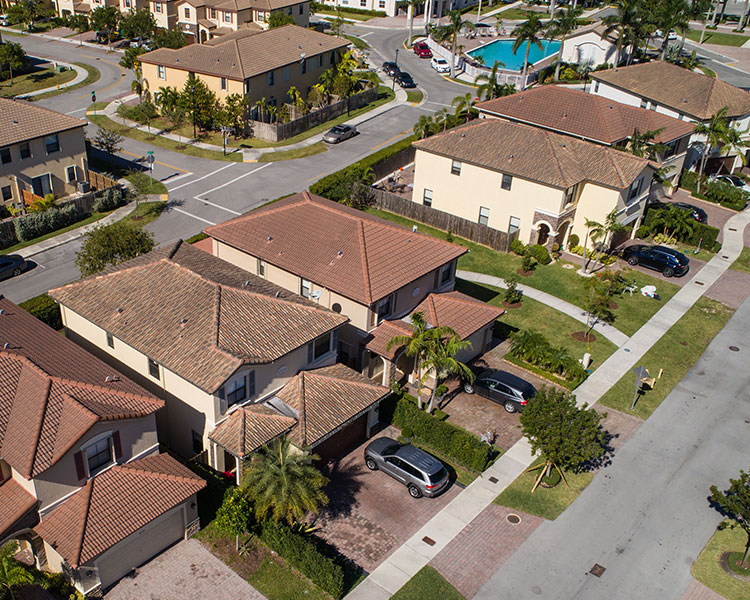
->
146;151;155;165
91;91;96;103
631;366;655;410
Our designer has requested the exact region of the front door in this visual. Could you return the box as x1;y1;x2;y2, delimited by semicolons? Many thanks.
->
31;174;52;197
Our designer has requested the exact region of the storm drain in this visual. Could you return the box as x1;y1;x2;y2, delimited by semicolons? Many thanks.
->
488;476;499;484
422;536;436;546
589;564;606;577
729;346;740;352
506;514;521;524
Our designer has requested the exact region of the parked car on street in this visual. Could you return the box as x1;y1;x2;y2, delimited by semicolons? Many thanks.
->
621;244;690;277
463;369;536;413
413;41;432;58
649;199;708;224
0;254;26;281
0;14;10;26
382;61;400;77
711;174;750;194
364;437;450;498
322;124;357;144
431;57;450;73
396;71;416;88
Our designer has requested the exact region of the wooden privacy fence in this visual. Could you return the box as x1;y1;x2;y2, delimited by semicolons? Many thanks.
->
87;170;117;191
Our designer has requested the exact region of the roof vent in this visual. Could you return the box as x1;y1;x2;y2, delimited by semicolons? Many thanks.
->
11;119;17;124
267;235;272;242
275;291;280;297
461;133;465;138
337;250;343;257
3;342;9;350
0;309;4;315
562;113;567;117
104;375;120;383
412;225;418;232
562;142;566;147
180;318;188;326
117;307;123;313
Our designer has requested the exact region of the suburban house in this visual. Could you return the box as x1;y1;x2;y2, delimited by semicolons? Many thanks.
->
0;98;88;210
0;295;205;597
476;85;694;192
558;24;625;67
138;24;347;106
589;61;750;173
49;241;390;473
150;0;180;30
203;191;476;376
410;119;655;250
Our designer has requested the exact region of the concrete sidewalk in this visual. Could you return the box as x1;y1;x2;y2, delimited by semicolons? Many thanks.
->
345;208;750;600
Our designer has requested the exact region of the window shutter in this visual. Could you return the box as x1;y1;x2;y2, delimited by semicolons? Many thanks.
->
247;371;255;398
74;451;85;480
112;431;122;460
307;342;313;364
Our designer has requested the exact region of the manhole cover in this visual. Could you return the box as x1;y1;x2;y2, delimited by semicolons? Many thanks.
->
488;476;499;484
589;564;606;577
422;536;435;546
507;514;521;524
729;346;740;352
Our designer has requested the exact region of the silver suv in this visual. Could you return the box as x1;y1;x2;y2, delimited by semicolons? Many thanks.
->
364;437;450;498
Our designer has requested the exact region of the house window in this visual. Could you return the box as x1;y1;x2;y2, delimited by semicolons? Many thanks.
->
360;0;366;5
439;262;453;285
220;77;227;90
66;165;78;183
301;59;307;74
19;142;30;159
192;430;203;454
450;159;461;175
184;6;190;17
594;81;599;93
318;55;323;67
226;375;246;406
628;176;643;202
564;185;576;207
125;0;131;7
423;188;432;207
0;147;11;164
664;139;678;158
288;6;292;13
258;259;265;277
375;295;392;323
257;10;265;21
330;51;336;65
501;173;513;190
45;134;60;154
309;333;332;362
157;65;166;79
106;331;114;348
301;278;312;298
650;102;657;111
283;66;290;81
31;173;52;197
509;216;520;234
299;3;303;13
148;357;160;379
1;186;12;202
84;437;113;475
379;0;385;7
244;79;251;94
224;11;231;21
267;70;275;86
640;99;648;109
478;206;490;226
155;2;162;12
210;7;216;17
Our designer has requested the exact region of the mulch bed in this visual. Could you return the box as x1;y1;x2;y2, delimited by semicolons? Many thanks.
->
502;301;523;309
609;300;619;310
200;533;265;580
720;551;750;582
571;331;597;343
516;269;534;277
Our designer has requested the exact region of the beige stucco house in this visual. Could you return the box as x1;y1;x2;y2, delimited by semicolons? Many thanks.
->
0;295;205;597
410;119;655;251
0;99;88;210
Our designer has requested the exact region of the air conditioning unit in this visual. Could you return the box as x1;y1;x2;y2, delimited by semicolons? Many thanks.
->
78;181;90;194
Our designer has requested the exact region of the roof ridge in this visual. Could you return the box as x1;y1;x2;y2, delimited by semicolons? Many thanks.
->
239;407;246;456
52;376;162;409
73;478;95;567
433;291;504;310
357;220;374;305
298;372;307;446
427;294;439;326
213;286;244;366
232;38;246;77
26;374;52;478
118;458;203;485
306;371;386;390
542;129;572;188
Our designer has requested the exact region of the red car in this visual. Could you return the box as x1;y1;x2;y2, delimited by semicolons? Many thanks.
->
413;41;432;58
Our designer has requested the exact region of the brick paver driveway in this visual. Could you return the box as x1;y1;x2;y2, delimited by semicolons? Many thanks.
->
314;427;461;573
105;539;266;600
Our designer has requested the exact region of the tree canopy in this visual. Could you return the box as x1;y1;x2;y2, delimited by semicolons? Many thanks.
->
76;221;155;277
710;468;750;567
119;8;157;40
215;487;253;551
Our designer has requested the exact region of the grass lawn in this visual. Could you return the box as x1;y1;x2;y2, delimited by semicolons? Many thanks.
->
406;90;423;104
317;8;377;20
731;246;750;273
125;172;168;194
249;557;330;600
31;62;100;101
259;141;327;162
686;28;750;46
692;524;750;600
368;209;677;336
494;457;595;520
340;32;370;49
392;566;465;600
598;297;734;419
0;66;76;98
126;201;166;227
497;7;547;19
0;210;112;255
698;65;717;78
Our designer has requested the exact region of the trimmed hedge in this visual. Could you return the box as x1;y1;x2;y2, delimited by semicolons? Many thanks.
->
641;209;720;250
258;521;345;599
93;187;124;213
323;5;386;16
19;294;62;330
13;204;83;242
185;232;209;244
703;179;749;211
509;238;525;256
527;244;551;265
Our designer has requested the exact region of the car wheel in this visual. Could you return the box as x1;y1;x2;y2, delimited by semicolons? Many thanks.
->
504;401;517;413
12;268;21;276
365;457;378;471
627;256;639;266
408;484;422;498
663;267;674;278
463;383;474;394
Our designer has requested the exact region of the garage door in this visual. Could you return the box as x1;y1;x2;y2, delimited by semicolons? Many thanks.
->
313;413;368;460
96;506;185;590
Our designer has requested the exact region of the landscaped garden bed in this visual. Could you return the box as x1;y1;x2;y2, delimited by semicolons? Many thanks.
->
692;524;750;600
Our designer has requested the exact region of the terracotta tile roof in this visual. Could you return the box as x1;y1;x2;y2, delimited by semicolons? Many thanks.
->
205;191;467;305
476;85;695;145
0;98;87;147
590;61;750;120
0;479;37;540
34;453;205;568
184;0;300;10
140;25;348;81
203;22;263;45
413;119;652;190
49;242;347;394
0;297;162;478
208;405;295;457
364;320;414;361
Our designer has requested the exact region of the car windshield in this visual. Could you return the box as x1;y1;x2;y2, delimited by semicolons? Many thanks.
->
381;443;401;456
729;176;744;185
331;126;346;134
427;468;447;484
437;59;447;64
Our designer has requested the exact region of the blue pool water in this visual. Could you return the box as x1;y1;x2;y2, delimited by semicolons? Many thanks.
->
467;39;561;71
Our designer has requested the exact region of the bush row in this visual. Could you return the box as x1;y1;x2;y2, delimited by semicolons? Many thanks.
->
19;294;62;330
321;5;386;16
640;209;720;250
679;171;749;211
93;187;125;213
14;204;82;242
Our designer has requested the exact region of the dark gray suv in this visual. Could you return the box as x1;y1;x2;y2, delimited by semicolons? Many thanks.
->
364;437;449;498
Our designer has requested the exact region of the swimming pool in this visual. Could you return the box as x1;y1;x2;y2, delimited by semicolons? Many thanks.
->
467;39;561;72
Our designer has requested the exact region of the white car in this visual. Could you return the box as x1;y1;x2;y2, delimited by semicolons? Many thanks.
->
711;174;750;194
431;57;450;73
655;29;678;40
0;14;10;26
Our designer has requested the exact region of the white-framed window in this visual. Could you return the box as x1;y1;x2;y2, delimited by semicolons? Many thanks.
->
66;165;78;183
423;188;432;207
301;278;312;298
360;0;366;5
125;0;131;7
501;173;512;190
224;10;231;22
31;173;52;197
308;332;334;363
184;6;190;17
147;357;160;379
106;331;114;348
257;10;265;21
509;216;520;234
244;79;251;95
628;176;643;202
451;159;461;175
439;262;453;285
379;0;385;7
478;206;490;226
82;434;114;476
0;147;11;165
18;142;30;160
155;2;162;12
650;102;657;111
564;184;577;207
157;65;166;79
640;99;648;109
258;259;265;277
220;77;227;90
226;375;246;405
210;7;216;17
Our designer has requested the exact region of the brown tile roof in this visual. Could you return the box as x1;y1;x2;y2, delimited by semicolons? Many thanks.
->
0;98;87;147
203;22;264;45
476;85;695;145
208;405;295;457
364;320;414;361
0;297;162;479
413;119;652;190
205;191;467;305
49;242;347;394
183;0;300;10
0;479;38;540
590;61;750;120
140;25;348;81
34;453;205;567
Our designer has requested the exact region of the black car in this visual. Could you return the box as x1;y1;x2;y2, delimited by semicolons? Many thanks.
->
0;254;26;281
622;244;689;277
382;61;401;77
463;369;536;413
395;71;416;88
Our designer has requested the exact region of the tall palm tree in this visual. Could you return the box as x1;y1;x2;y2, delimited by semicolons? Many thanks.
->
474;60;516;100
693;106;736;193
413;114;435;139
683;0;712;50
451;92;475;123
0;542;34;600
419;330;474;412
405;0;420;46
435;10;475;79
512;14;546;83
154;86;179;116
581;217;604;273
243;436;328;526
602;0;643;66
387;311;438;408
546;6;583;82
131;64;149;104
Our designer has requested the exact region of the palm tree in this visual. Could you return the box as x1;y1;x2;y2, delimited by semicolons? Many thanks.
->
419;329;474;412
435;10;475;79
683;0;713;51
581;217;604;273
413;114;435;139
405;0;420;46
509;329;546;361
433;107;453;132
387;311;436;408
693;106;734;193
0;542;34;600
546;6;583;82
602;0;643;66
254;97;269;123
154;86;179;116
243;436;328;526
628;128;668;160
131;64;150;104
451;92;475;123
512;14;546;83
474;60;516;101
649;205;694;240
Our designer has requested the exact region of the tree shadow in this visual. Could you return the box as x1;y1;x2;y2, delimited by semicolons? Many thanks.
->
581;424;617;472
318;457;365;520
87;146;147;178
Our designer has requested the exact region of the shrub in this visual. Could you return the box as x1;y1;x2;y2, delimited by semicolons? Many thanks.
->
13;204;83;242
93;187;124;213
257;521;345;599
521;254;535;273
567;233;579;249
703;179;749;211
0;204;9;219
684;220;721;250
636;225;650;239
509;238;526;255
19;294;62;330
527;244;551;265
503;275;522;304
186;232;209;244
679;170;700;193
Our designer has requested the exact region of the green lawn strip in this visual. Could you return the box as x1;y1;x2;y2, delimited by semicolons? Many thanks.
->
692;524;750;600
392;566;465;600
0;210;112;255
406;90;423;103
317;9;375;20
126;201;166;227
497;7;547;19
88;114;242;162
368;208;677;336
124;172;168;194
87;101;109;111
340;33;370;49
493;457;594;520
258;141;327;162
0;66;76;98
31;62;100;101
698;65;717;78
673;241;716;263
730;246;750;273
598;297;734;419
249;557;331;600
687;29;750;46
406;438;480;486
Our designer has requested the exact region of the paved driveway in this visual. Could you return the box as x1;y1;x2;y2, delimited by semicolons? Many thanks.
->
105;539;266;600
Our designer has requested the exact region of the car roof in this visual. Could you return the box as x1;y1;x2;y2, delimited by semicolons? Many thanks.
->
652;245;686;257
485;370;535;392
435;57;448;62
396;444;444;473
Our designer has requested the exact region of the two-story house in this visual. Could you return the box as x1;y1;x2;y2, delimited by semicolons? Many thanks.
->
476;85;694;194
410;119;655;251
589;61;750;174
0;295;205;597
0;99;88;210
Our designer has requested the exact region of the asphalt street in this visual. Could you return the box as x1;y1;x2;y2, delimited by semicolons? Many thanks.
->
474;297;750;600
